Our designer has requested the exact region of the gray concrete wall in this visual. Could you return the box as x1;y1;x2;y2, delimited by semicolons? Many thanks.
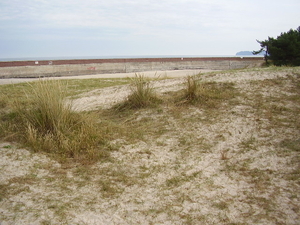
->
0;58;264;78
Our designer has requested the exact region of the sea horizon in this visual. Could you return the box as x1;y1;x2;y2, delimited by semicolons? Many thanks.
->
0;54;263;62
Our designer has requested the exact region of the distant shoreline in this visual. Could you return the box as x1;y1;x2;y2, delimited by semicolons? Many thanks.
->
0;55;263;62
0;56;263;68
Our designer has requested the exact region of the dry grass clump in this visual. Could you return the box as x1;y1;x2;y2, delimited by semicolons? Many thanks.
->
179;75;236;107
184;75;199;101
115;74;161;110
14;80;107;163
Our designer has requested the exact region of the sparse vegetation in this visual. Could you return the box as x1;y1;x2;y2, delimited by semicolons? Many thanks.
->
0;66;300;224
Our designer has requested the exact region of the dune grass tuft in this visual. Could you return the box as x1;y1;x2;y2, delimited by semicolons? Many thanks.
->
178;75;236;107
14;79;108;163
115;74;161;110
184;75;199;102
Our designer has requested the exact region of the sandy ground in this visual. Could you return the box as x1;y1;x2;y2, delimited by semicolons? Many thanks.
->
1;67;300;224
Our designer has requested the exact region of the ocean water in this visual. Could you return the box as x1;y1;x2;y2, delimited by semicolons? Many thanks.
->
0;55;263;62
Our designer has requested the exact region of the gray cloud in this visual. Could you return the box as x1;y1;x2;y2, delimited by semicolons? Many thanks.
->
0;0;299;57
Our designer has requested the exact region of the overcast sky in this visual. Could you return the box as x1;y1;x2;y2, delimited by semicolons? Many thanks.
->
0;0;299;59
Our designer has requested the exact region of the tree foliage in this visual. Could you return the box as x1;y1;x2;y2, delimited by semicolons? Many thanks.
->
253;26;300;66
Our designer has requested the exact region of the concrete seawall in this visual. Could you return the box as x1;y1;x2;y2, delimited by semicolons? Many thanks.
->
0;57;264;78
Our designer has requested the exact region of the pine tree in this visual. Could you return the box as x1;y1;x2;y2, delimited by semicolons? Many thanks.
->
253;26;300;66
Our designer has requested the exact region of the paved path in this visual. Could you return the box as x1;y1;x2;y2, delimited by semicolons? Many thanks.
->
0;69;216;85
